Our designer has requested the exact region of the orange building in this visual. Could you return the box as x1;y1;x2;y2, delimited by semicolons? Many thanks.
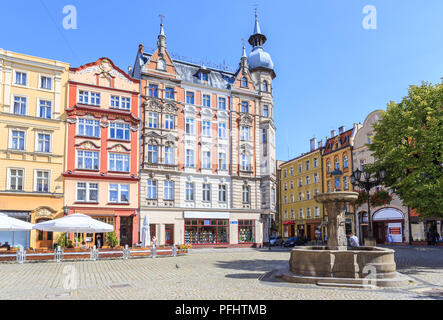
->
322;125;361;234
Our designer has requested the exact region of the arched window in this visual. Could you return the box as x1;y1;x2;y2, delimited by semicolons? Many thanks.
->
334;158;340;170
241;77;248;88
157;59;166;70
262;81;268;92
343;154;349;168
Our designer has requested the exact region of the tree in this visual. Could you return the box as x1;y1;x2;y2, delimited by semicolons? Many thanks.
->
368;81;443;218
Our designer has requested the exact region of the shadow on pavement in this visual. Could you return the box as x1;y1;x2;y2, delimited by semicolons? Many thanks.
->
225;273;264;279
215;259;288;272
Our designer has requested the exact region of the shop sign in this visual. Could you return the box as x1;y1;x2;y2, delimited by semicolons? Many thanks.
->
204;220;210;226
231;221;238;224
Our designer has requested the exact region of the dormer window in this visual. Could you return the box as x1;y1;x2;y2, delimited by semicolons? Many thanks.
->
157;59;166;70
241;77;248;88
198;71;209;82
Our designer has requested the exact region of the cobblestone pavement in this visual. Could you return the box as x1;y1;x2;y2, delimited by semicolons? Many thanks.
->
0;246;442;300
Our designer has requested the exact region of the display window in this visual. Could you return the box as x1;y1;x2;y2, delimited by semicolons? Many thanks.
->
238;220;255;243
184;219;228;244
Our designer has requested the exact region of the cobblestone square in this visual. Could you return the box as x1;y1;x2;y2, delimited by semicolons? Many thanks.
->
0;246;442;300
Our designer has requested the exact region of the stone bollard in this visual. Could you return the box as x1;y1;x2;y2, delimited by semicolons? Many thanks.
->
16;247;25;264
90;245;98;261
54;245;63;262
172;244;177;257
151;245;157;259
123;244;130;260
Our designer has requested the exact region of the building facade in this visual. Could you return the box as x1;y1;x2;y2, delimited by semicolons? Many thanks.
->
322;124;361;235
64;58;140;247
279;139;325;241
131;14;277;247
0;49;69;249
353;110;410;244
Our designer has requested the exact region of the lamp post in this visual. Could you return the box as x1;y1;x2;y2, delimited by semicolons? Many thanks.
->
350;167;386;245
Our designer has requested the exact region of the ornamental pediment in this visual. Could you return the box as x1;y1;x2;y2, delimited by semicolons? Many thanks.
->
144;131;162;139
108;143;130;152
239;114;253;126
163;103;178;114
240;143;253;154
75;141;100;150
145;99;162;112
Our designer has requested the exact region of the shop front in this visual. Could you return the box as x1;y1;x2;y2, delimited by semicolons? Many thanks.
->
306;219;322;241
0;211;31;248
372;208;406;244
283;221;295;239
184;219;229;244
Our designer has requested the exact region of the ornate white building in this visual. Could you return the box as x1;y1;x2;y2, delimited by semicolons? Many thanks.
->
131;13;277;247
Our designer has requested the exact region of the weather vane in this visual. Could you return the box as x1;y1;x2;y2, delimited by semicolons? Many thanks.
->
159;14;165;24
241;38;246;48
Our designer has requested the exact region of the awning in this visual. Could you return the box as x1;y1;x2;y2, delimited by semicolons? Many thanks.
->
0;211;31;220
373;208;404;221
183;211;230;219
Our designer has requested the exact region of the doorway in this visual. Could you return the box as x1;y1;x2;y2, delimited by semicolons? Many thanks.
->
119;216;133;247
165;224;174;245
35;219;53;249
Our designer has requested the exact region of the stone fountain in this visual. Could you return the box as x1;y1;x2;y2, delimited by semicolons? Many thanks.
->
281;192;412;288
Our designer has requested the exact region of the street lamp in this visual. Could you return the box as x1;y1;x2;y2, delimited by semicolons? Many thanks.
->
350;167;386;245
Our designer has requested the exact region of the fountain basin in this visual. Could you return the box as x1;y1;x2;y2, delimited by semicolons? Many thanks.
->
282;246;412;287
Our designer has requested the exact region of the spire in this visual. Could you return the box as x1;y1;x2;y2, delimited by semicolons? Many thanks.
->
248;10;267;47
157;14;167;57
240;42;248;71
254;9;261;34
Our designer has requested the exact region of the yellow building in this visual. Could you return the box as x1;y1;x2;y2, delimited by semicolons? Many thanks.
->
279;139;325;241
0;49;69;249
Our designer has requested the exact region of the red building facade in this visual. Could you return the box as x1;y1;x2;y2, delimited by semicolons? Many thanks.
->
63;58;140;247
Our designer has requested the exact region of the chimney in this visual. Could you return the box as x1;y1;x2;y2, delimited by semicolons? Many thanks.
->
138;44;144;54
318;140;323;148
339;126;345;134
310;138;317;151
331;130;336;137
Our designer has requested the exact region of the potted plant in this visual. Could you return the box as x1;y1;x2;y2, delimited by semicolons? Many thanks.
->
106;231;119;248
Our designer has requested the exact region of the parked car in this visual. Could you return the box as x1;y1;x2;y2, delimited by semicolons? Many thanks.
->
283;236;307;247
283;237;298;247
269;236;284;246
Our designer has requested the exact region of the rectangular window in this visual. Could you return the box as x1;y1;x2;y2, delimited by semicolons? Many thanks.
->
299;208;303;219
263;105;269;117
15;72;27;85
90;92;100;106
185;118;194;135
79;91;89;104
77;182;98;202
39;100;52;119
202;151;211;169
306;191;311;200
121;97;131;110
335;177;341;190
164;146;173;165
218;97;226;110
164;181;174;200
241;126;250;141
241;154;250;171
110;122;130;140
218;184;227;202
165;114;174;129
314;158;319;167
148;112;159;129
13;96;26;115
218;123;226;139
202;121;211;136
238;220;255;243
218;152;226;170
185;182;194;201
10;130;25;150
298;164;302;173
315;207;320;217
147;145;158;164
35;170;49;192
36;133;51;153
109;153;130;172
165;87;174;100
149;84;158;97
241;101;249;113
77;150;99;170
147;180;157;199
202;183;211;201
202;94;211;107
242;186;250;204
186;91;194;104
307;207;311;217
305;175;310;185
78;119;100;137
111;96;120;108
186;149;194;167
306;161;310;171
314;173;319;183
40;76;52;90
9;169;24;191
109;184;129;203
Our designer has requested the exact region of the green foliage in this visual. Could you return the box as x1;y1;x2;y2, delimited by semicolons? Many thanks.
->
106;231;119;248
370;190;393;207
368;81;443;218
56;233;67;248
352;190;369;207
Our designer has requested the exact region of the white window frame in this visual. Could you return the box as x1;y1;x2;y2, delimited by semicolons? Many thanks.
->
9;128;26;151
13;70;28;87
164;180;174;200
39;74;53;91
109;184;129;203
35;131;52;153
34;169;50;193
12;95;27;115
37;98;53;119
7;168;25;191
146;179;158;199
76;182;99;202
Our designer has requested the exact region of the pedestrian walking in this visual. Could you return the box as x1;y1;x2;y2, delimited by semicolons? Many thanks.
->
152;236;158;247
348;233;359;247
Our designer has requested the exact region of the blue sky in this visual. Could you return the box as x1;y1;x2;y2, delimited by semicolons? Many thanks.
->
1;0;442;161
